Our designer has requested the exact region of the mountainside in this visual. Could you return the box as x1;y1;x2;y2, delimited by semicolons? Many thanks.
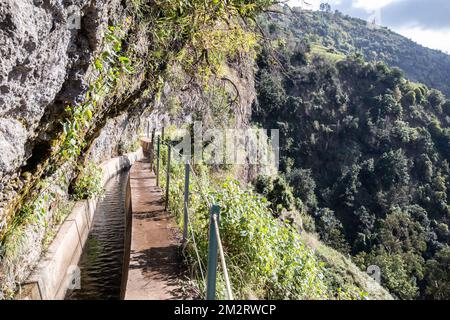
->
260;7;450;97
0;0;391;300
252;12;450;300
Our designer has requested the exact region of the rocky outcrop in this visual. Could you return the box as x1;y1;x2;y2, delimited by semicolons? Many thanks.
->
1;0;96;178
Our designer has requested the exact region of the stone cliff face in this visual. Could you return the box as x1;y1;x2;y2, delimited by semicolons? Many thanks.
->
0;0;134;224
0;0;257;297
1;0;113;177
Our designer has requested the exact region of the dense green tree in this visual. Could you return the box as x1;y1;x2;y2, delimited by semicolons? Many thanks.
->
372;93;402;120
287;169;318;210
428;89;446;109
414;154;433;182
402;90;416;107
424;246;450;299
442;101;450;116
268;177;296;212
353;206;376;252
254;174;273;197
356;250;419;300
255;70;286;114
375;150;409;190
254;175;296;214
315;208;350;254
379;208;428;255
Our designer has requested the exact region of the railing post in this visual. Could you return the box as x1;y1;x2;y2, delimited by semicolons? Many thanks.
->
156;136;161;187
183;159;190;242
165;144;171;211
206;205;220;300
149;129;155;171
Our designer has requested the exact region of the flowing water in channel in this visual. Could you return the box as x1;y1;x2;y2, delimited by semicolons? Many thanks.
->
65;170;130;300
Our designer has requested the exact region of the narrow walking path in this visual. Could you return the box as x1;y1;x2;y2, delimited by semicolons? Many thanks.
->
124;159;184;300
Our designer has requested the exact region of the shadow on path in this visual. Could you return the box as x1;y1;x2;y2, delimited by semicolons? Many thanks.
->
125;159;187;300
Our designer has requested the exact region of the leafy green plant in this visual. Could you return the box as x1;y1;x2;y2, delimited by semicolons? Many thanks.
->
72;162;104;200
60;23;134;160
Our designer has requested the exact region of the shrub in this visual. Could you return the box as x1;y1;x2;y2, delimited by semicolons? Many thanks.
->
315;208;350;254
356;249;419;300
163;159;352;299
254;175;296;214
254;174;273;197
72;162;104;200
287;169;318;210
402;90;416;106
427;89;445;109
268;177;296;213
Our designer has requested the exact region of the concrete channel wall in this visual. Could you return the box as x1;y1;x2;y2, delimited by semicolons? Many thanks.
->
17;147;145;300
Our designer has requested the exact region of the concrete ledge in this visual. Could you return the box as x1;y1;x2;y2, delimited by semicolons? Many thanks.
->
18;147;144;300
120;176;133;299
101;148;144;186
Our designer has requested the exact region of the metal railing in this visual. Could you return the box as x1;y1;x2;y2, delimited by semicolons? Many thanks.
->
153;133;234;300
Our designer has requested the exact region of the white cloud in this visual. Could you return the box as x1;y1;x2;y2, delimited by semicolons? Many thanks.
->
394;26;450;53
352;0;402;11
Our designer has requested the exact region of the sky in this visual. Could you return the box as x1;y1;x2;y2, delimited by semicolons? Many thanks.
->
288;0;450;54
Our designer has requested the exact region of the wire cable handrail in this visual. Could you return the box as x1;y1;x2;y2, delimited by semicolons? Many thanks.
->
158;144;206;286
212;214;234;300
157;138;234;300
188;212;206;285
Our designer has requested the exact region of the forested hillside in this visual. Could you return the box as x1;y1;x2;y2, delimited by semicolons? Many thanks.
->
259;7;450;97
252;15;450;299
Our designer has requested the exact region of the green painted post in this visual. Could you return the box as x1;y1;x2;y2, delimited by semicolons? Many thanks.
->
165;144;171;211
206;205;220;300
149;129;155;171
183;159;190;242
156;136;161;187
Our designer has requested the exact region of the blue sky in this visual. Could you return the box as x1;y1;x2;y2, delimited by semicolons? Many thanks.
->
288;0;450;54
